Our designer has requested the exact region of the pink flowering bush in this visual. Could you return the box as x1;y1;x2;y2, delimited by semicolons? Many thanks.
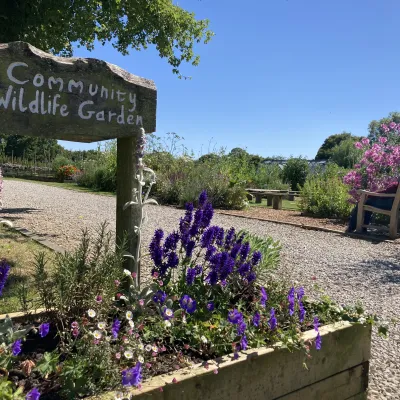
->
343;123;400;203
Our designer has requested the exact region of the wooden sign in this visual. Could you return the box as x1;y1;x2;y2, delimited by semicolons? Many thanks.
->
0;42;157;142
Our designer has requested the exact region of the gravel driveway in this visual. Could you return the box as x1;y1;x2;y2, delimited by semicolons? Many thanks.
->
1;180;399;399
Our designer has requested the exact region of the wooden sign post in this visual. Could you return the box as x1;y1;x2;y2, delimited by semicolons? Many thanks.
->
0;41;157;272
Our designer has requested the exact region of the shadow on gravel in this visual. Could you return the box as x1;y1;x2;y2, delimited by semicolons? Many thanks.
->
357;259;400;284
0;207;41;214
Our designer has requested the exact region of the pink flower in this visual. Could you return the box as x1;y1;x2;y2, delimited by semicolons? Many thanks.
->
115;352;121;359
72;328;79;337
71;321;79;329
146;363;152;368
139;299;144;306
93;339;99;345
361;138;370;145
114;280;120;286
172;378;178;384
159;387;164;392
95;295;103;303
354;142;363;149
132;272;137;278
379;136;388;144
158;280;163;286
152;271;159;278
213;369;219;374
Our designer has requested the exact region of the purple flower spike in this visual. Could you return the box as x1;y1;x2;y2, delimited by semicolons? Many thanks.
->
240;334;248;351
198;190;208;207
39;323;50;338
260;287;268;307
288;287;295;316
269;308;277;330
26;387;40;400
12;339;22;356
315;332;322;350
0;259;11;296
186;268;196;285
299;302;306;323
313;316;319;332
252;312;260;327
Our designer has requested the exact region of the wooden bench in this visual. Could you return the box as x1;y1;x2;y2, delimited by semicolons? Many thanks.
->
356;185;400;239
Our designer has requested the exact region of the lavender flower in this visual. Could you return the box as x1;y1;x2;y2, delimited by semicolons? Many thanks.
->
260;287;268;307
149;229;164;267
38;323;50;338
166;252;179;269
240;334;248;351
269;308;277;330
185;240;195;258
238;262;251;276
201;202;214;229
240;243;250;261
252;312;260;327
153;290;167;304
0;259;10;296
122;362;142;387
216;227;224;246
224;227;235;249
230;243;241;259
313;316;319;332
251;251;262;266
195;265;203;275
189;208;203;236
297;287;305;301
206;301;215;311
26;387;40;400
112;319;121;339
315;332;322;350
237;321;247;336
288;287;295;316
163;232;179;252
205;245;217;261
228;309;243;324
247;271;256;283
12;339;22;356
198;190;208;207
299;302;306;323
186;268;197;285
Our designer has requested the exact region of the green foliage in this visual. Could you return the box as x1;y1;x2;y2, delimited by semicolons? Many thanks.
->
281;157;310;190
0;0;214;76
33;224;125;324
315;132;361;160
249;164;289;190
0;378;25;400
299;164;352;219
368;111;400;142
330;138;363;169
52;155;73;173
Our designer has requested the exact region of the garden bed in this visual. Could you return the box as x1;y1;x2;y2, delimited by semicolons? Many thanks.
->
94;322;372;399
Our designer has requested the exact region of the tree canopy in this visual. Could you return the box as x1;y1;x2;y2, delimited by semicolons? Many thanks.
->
315;132;361;160
368;112;400;141
0;0;213;76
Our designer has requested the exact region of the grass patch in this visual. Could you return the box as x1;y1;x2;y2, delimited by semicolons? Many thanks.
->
248;198;300;211
4;177;114;197
0;226;54;314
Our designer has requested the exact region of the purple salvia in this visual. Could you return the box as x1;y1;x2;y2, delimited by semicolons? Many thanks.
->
0;259;10;296
198;190;208;207
288;287;295;316
269;308;277;330
260;287;268;307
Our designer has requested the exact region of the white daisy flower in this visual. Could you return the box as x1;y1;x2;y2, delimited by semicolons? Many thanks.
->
164;308;173;318
145;344;152;352
201;335;208;344
128;320;135;328
93;330;102;340
138;355;144;363
87;309;96;318
120;295;128;301
138;343;144;351
123;337;129;344
124;349;133;359
123;269;131;276
98;322;106;330
151;345;158;353
164;320;172;328
126;311;133;320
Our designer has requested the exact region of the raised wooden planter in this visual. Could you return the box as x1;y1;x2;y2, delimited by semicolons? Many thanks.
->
95;321;371;400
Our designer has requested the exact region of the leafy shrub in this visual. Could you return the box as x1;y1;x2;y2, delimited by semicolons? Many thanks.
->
281;157;310;190
330;138;363;168
299;164;352;219
248;163;289;190
52;155;72;174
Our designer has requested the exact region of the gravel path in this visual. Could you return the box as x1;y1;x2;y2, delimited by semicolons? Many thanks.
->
1;180;400;399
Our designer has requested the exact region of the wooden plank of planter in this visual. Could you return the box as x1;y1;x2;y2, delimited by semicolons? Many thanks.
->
93;322;371;400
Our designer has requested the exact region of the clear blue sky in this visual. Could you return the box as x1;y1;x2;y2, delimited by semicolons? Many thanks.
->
60;0;400;159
